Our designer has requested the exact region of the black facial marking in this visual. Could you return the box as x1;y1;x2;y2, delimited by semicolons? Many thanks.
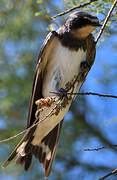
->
65;11;99;30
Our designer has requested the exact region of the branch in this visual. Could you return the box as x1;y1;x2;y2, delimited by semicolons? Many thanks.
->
50;91;117;99
3;90;117;145
95;0;117;43
83;145;117;151
99;169;117;180
52;0;98;19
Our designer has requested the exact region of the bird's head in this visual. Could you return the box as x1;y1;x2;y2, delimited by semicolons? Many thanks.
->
65;11;101;39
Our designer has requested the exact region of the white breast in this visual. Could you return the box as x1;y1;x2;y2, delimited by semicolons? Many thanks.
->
32;41;86;147
42;40;86;97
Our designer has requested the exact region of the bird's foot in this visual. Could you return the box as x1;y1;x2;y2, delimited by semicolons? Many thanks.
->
35;96;56;107
35;96;57;119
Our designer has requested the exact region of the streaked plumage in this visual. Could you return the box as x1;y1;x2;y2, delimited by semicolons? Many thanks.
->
2;11;101;178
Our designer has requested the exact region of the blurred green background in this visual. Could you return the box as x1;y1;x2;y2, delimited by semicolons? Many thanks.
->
0;0;117;179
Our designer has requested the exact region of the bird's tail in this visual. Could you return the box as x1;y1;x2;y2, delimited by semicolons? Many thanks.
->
2;124;37;170
2;140;28;168
2;147;19;168
2;121;63;178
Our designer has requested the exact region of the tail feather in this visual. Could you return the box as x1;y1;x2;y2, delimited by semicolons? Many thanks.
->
2;150;17;168
24;153;32;171
2;121;63;178
43;122;63;178
2;125;36;168
16;155;25;165
15;153;32;171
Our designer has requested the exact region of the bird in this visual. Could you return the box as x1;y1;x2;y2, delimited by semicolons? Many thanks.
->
2;11;101;178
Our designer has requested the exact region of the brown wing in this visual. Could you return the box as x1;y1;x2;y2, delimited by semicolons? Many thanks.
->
27;31;58;127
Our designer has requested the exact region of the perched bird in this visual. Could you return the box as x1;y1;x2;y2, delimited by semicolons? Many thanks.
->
2;11;101;178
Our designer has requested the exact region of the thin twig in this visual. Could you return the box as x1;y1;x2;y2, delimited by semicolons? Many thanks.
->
95;0;117;43
52;0;98;19
84;146;117;180
84;145;117;151
99;169;117;180
4;90;117;144
50;91;117;99
0;99;61;144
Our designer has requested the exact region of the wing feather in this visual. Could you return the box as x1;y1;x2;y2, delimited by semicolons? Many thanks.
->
27;31;58;127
